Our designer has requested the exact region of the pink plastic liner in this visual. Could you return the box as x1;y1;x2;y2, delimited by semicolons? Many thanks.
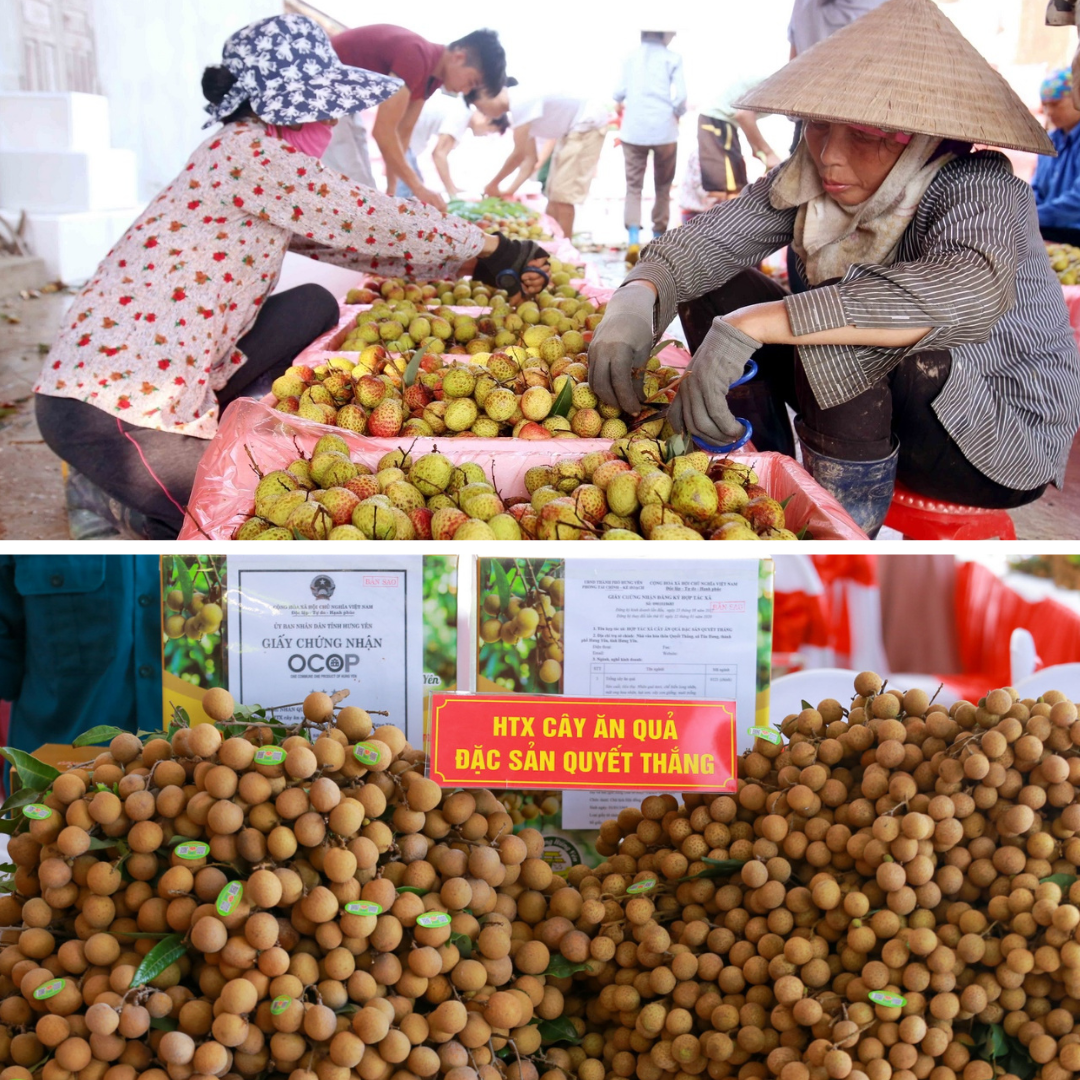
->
178;398;868;540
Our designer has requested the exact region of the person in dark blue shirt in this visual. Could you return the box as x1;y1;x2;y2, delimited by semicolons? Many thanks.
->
1033;68;1080;245
0;556;162;783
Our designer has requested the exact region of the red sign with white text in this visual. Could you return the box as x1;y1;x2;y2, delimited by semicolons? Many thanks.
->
428;693;736;792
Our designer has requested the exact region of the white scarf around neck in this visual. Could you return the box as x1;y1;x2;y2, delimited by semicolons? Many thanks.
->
770;134;953;285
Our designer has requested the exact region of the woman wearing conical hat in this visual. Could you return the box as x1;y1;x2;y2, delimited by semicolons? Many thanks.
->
589;0;1080;536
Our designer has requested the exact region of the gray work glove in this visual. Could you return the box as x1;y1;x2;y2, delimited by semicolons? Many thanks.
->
588;283;656;416
667;318;759;446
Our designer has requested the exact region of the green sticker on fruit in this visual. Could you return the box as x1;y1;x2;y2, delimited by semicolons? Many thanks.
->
175;841;210;860
345;901;383;916
748;727;782;745
270;995;292;1015
868;991;906;1008
416;911;451;929
254;747;286;766
354;742;381;766
23;804;52;820
33;978;66;1001
216;881;243;916
626;879;657;895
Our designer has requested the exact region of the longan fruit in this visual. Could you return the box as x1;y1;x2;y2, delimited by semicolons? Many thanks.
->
188;722;223;758
202;688;235;722
336;707;373;742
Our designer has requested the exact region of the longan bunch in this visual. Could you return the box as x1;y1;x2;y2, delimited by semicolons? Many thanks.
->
547;676;1080;1080
479;575;565;686
163;586;225;642
0;687;596;1080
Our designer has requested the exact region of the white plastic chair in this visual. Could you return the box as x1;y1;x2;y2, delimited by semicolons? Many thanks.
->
1010;628;1040;686
1015;663;1080;701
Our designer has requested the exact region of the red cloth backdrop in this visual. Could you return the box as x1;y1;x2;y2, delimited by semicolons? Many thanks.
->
810;555;877;658
951;561;1080;695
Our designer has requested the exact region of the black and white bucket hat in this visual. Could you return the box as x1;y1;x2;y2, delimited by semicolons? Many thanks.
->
203;13;403;128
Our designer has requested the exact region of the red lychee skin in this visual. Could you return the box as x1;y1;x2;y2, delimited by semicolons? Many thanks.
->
742;496;786;532
403;383;433;412
409;507;434;540
343;475;380;501
291;365;315;382
356;375;388;409
419;354;443;373
517;422;554;440
311;487;360;525
572;484;607;525
275;396;300;414
431;508;469;541
745;483;769;500
366;400;403;438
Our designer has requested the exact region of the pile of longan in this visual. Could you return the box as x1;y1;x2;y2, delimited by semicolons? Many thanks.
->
0;688;583;1080
567;674;1080;1080
2;674;1080;1080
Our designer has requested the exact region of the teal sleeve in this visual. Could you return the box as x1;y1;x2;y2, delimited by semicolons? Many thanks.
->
0;556;25;704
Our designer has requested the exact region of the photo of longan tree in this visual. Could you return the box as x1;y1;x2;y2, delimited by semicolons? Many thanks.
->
477;558;565;694
160;555;227;691
422;556;458;691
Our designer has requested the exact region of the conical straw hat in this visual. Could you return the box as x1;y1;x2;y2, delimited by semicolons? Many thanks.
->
735;0;1054;155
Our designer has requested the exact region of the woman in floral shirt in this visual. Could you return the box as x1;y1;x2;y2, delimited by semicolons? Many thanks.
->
35;14;543;539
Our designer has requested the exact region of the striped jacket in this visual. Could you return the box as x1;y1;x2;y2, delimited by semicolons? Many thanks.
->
626;151;1080;491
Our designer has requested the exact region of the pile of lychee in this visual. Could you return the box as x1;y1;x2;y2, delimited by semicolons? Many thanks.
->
269;293;634;441
233;440;798;542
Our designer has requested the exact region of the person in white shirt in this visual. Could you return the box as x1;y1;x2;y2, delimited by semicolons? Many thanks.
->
787;0;890;56
614;30;687;245
396;91;508;199
484;88;611;236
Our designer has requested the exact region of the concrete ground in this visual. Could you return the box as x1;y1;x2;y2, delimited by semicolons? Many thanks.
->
1;234;1079;542
0;282;71;541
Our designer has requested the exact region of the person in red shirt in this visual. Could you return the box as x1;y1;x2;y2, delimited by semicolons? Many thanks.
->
326;25;506;211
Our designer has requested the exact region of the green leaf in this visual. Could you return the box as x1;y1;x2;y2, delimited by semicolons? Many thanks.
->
0;748;60;792
172;556;194;610
1040;873;1078;889
150;1016;178;1032
550;378;573;418
664;431;691;462
543;955;590;979
0;863;16;874
450;931;472;959
84;837;121;852
130;933;188;989
801;700;813;711
489;560;512;616
679;857;747;882
780;495;794;510
113;930;174;940
796;525;811;540
395;886;428;896
0;788;52;815
72;726;126;748
537;1017;581;1044
404;351;422;388
649;338;682;358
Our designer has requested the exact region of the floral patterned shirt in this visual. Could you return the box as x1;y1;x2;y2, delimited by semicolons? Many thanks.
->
35;121;486;438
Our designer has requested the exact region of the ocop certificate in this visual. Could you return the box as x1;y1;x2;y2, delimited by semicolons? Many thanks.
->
225;557;424;741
